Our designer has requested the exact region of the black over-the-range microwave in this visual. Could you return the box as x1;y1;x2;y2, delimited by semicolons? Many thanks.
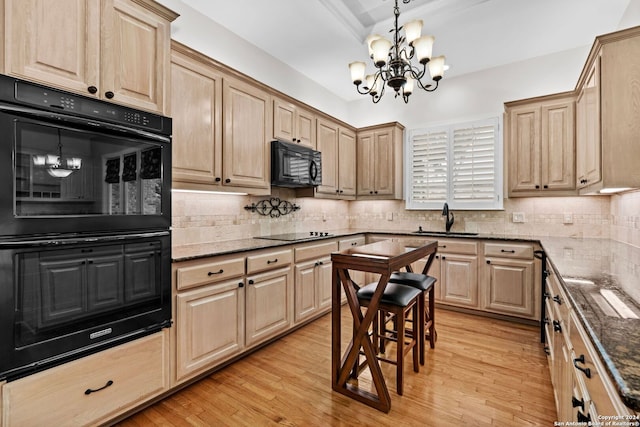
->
271;139;322;188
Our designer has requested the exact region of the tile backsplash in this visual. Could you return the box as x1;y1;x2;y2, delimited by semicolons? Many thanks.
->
172;188;640;248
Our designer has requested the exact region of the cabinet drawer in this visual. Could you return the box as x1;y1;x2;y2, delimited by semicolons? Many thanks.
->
436;239;478;255
295;241;338;262
176;257;245;290
2;332;167;426
338;236;365;250
246;249;293;274
484;242;533;259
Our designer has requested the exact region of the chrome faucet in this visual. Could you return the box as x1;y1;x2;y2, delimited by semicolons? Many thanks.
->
442;202;454;233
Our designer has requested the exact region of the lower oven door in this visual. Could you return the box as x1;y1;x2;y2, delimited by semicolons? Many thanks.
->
0;230;171;381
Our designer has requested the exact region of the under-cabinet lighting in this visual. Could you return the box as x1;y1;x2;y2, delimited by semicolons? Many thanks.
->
598;187;633;194
171;189;248;196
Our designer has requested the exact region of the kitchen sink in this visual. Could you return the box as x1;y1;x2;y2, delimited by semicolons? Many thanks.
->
411;230;479;236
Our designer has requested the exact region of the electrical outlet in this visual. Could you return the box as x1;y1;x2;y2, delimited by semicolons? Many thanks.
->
563;213;573;224
512;212;525;223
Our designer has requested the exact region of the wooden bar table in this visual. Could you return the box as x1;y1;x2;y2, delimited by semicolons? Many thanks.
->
331;239;438;412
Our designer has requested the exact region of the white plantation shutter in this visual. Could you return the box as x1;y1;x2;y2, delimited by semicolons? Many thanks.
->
407;118;502;210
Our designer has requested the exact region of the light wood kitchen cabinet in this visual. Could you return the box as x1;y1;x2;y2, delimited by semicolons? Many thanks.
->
356;122;404;199
245;249;293;348
481;242;537;319
575;27;640;194
338;236;366;290
1;331;168;426
223;76;272;193
273;98;316;148
293;240;338;323
170;44;223;187
175;279;245;383
313;118;356;199
428;239;478;308
505;93;576;197
2;0;178;114
576;56;601;190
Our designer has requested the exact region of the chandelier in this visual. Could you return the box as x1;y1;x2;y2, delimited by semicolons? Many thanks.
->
348;0;446;103
32;130;82;178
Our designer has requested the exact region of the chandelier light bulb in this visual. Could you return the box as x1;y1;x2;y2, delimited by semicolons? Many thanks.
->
413;35;435;64
404;20;423;45
404;76;415;95
349;61;366;84
371;38;392;67
429;55;446;80
366;34;383;57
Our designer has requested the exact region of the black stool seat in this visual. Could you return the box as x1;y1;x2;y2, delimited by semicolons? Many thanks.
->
357;282;422;307
389;272;436;291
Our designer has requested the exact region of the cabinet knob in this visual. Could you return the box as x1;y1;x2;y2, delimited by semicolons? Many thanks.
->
225;178;231;183
336;189;340;193
553;295;562;305
370;191;374;194
374;191;378;194
573;354;591;378
543;185;548;189
215;177;221;182
486;260;491;264
572;396;584;410
535;185;540;189
87;86;98;94
553;320;562;333
238;282;244;287
248;279;254;285
339;190;344;194
104;91;114;99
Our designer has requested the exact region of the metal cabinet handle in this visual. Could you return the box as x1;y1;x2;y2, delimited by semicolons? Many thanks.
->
501;249;515;253
238;282;244;287
486;260;491;264
208;269;223;276
267;258;278;264
215;177;221;182
248;279;254;285
104;91;114;99
553;295;562;305
544;346;550;355
577;411;591;423
85;380;113;395
572;396;584;410
225;178;231;183
87;86;98;94
574;354;591;378
553;320;562;333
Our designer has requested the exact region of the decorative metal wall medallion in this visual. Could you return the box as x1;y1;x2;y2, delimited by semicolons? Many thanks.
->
244;198;300;218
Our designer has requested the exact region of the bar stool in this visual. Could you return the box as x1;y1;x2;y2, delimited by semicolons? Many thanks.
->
388;272;437;365
356;281;421;395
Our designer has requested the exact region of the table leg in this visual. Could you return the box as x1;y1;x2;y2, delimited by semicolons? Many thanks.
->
332;268;392;412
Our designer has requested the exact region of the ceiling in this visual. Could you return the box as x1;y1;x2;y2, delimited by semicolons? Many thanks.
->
178;0;633;101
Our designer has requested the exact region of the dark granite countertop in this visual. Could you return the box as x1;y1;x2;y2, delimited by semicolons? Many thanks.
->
538;237;640;411
172;230;640;410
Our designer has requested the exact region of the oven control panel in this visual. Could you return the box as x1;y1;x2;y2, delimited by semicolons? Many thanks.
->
9;78;168;134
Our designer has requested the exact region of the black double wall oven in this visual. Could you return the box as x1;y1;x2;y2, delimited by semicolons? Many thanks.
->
0;75;172;381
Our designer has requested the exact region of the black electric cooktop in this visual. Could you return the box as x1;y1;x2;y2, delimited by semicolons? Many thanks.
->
255;231;333;242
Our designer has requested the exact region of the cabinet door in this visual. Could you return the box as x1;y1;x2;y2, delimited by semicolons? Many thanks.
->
483;258;535;318
374;130;395;196
440;254;478;308
175;280;245;382
541;101;575;191
4;0;100;97
170;48;223;185
294;259;319;322
86;253;125;311
222;77;271;190
245;267;292;347
296;107;316;148
316;118;339;195
273;99;296;143
576;58;601;189
508;106;541;193
338;128;357;196
101;0;171;113
356;132;374;196
316;256;333;310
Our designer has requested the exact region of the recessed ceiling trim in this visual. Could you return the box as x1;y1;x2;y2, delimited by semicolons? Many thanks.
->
317;0;370;42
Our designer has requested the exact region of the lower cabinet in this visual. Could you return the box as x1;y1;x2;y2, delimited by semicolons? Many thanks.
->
175;279;245;382
1;331;169;426
293;240;338;324
430;240;479;308
481;242;538;319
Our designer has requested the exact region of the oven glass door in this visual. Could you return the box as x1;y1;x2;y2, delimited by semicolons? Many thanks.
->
14;118;165;217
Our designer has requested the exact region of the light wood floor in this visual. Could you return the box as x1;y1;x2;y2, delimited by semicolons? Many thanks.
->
116;309;557;427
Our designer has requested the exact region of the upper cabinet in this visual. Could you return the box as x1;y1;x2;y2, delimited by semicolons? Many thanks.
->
575;27;640;194
2;0;178;114
312;118;356;199
170;43;270;195
356;122;404;199
505;94;576;197
273;98;316;148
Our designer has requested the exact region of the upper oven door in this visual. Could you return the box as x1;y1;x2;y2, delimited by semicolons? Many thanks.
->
0;105;171;237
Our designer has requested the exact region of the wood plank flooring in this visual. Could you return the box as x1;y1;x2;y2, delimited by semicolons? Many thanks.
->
115;309;557;427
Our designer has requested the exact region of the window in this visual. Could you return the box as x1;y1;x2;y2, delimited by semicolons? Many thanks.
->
406;117;503;210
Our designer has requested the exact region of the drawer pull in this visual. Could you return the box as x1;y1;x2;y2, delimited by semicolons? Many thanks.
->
572;396;584;410
438;245;446;249
267;258;278;264
574;354;592;378
553;320;562;333
85;380;113;395
208;269;224;276
500;249;515;253
553;295;562;305
351;242;358;246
